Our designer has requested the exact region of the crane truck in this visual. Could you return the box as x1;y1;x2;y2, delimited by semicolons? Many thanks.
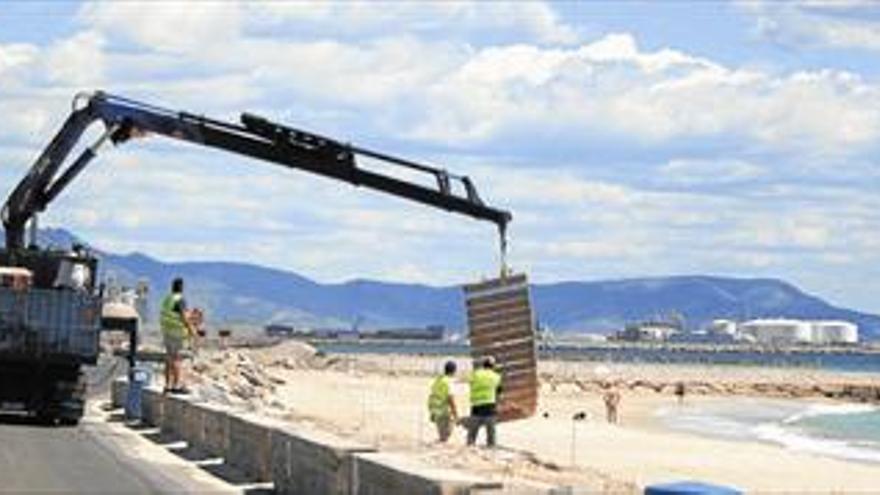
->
0;91;512;425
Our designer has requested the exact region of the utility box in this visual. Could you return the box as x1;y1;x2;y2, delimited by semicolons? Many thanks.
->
463;273;538;421
125;366;151;421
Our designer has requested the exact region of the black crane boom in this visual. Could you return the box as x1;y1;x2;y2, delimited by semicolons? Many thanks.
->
2;91;512;252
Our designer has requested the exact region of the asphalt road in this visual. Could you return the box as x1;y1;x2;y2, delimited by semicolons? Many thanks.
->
0;357;233;494
0;416;166;494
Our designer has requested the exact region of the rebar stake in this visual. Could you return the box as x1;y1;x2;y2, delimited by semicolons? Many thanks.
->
498;223;509;279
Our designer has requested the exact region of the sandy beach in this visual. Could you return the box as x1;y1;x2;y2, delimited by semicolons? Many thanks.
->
183;342;880;493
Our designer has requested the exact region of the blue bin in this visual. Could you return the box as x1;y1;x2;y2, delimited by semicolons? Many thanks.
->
645;481;742;495
125;366;151;421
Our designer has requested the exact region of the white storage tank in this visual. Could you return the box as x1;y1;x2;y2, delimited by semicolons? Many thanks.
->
739;318;813;345
810;321;859;345
710;319;738;336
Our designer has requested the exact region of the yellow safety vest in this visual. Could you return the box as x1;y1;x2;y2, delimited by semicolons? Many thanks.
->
427;375;452;419
470;368;501;407
160;293;186;340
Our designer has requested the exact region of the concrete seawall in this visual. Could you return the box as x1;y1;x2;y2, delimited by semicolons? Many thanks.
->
353;452;503;495
114;378;534;494
272;425;375;494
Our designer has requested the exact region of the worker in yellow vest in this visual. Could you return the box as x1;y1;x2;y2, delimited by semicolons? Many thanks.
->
467;356;502;447
427;360;459;442
160;277;195;394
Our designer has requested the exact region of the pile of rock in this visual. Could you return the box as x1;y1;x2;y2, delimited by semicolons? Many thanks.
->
190;340;321;409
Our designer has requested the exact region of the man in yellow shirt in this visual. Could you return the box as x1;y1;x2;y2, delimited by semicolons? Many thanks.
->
160;277;195;394
467;356;502;447
427;361;459;442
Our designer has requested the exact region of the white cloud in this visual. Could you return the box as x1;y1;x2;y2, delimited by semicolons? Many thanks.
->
0;101;51;143
745;1;880;51
660;159;765;185
65;3;880;154
244;1;579;45
44;30;106;86
0;43;38;78
728;216;831;250
407;33;880;151
577;32;715;73
79;1;242;54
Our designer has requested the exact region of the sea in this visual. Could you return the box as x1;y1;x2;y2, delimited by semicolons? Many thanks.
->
657;399;880;464
314;340;880;463
314;340;880;374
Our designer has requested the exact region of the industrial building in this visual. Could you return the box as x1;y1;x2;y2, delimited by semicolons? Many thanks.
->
616;320;682;342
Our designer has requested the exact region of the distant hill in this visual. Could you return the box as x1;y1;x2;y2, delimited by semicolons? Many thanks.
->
5;228;880;339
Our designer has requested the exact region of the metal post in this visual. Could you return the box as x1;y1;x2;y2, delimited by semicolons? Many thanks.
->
28;215;38;248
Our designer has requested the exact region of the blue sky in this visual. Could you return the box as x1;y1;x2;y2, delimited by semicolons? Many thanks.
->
2;1;880;313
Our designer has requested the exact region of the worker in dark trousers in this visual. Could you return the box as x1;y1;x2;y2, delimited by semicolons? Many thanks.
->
466;356;502;447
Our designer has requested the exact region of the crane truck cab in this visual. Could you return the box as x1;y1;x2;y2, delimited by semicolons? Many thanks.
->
0;248;102;424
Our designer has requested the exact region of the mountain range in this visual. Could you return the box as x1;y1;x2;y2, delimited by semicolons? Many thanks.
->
8;228;880;340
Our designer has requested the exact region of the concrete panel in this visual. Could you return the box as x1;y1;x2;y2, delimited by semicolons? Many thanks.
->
198;403;230;459
180;400;205;447
272;426;374;495
162;395;188;438
111;378;129;409
474;481;567;494
227;413;278;482
353;452;501;495
464;273;538;422
141;388;165;427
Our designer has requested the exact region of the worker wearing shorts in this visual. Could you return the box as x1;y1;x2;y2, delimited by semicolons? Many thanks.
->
427;361;459;442
161;277;192;394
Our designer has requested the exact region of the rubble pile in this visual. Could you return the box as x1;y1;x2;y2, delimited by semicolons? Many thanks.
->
189;340;320;409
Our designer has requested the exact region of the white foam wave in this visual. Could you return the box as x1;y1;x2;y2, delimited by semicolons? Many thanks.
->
782;403;877;425
753;423;880;464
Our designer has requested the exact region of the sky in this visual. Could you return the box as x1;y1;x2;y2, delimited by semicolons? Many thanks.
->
1;1;880;312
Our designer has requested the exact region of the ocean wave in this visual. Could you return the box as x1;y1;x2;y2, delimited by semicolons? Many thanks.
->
753;423;880;464
781;403;877;425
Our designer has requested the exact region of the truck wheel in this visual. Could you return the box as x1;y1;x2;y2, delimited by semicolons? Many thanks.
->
34;411;57;426
58;417;80;427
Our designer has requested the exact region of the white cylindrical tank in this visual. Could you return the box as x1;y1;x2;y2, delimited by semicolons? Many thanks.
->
710;319;737;336
811;321;859;345
739;319;813;345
